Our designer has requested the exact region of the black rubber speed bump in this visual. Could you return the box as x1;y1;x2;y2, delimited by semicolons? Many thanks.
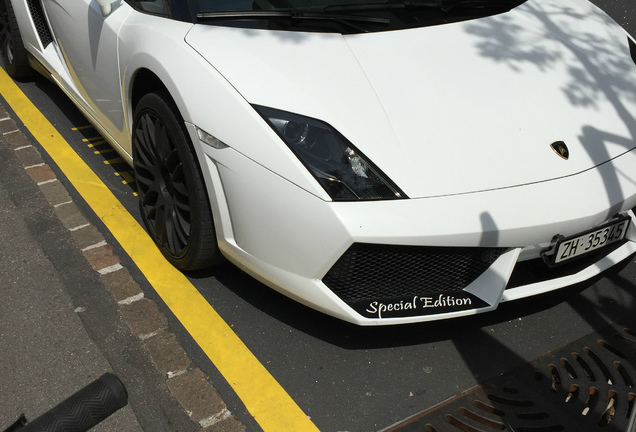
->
385;321;636;432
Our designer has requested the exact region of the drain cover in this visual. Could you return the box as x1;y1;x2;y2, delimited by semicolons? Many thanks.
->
385;321;636;432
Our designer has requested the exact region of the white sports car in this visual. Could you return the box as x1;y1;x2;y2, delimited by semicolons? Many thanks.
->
2;0;636;325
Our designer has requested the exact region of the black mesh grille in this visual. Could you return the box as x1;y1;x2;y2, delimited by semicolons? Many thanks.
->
27;0;53;47
323;243;506;302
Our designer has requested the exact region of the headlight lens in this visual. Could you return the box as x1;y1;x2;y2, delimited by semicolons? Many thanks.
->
254;105;406;201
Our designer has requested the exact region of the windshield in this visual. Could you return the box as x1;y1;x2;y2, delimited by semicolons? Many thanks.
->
188;0;528;33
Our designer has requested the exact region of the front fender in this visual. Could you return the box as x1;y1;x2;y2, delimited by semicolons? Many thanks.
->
118;14;327;198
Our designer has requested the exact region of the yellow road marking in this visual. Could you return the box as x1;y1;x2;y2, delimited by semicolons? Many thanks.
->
71;124;93;131
104;156;125;165
114;171;135;185
94;148;116;155
0;69;319;432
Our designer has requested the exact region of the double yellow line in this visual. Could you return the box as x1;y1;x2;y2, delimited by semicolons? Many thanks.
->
0;68;318;432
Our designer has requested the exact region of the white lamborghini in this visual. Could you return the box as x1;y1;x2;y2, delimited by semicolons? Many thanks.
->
2;0;636;325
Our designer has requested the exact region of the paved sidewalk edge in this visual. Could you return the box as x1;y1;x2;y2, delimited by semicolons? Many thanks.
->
0;103;246;432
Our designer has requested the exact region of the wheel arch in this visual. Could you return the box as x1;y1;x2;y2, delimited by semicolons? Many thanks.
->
129;73;226;269
130;68;169;120
128;67;207;196
119;34;236;257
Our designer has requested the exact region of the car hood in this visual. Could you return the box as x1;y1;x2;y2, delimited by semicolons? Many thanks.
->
185;0;636;199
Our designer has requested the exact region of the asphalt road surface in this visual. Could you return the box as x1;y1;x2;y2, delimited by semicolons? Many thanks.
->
593;0;635;35
1;1;635;431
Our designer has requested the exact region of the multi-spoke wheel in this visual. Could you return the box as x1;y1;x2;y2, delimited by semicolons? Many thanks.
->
0;0;31;78
133;91;221;271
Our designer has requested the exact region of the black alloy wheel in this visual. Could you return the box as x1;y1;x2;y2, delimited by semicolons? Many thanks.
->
133;91;220;271
0;0;31;78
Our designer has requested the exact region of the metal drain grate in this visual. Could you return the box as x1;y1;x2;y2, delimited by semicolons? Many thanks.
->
385;321;636;432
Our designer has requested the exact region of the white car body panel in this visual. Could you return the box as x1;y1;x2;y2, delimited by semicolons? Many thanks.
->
193;127;636;323
116;12;329;195
42;0;129;135
7;0;636;324
185;0;636;198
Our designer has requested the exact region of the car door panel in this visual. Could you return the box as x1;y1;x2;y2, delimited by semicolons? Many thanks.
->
42;0;132;147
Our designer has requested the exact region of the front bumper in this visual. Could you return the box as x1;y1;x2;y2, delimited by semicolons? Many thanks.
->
194;128;636;325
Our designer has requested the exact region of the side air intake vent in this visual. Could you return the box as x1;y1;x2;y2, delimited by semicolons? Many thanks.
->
630;37;636;66
26;0;53;47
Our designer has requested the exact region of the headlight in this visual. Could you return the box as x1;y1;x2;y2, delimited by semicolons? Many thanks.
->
254;105;406;201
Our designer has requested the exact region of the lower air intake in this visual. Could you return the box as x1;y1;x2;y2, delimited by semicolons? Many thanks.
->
323;243;506;302
27;0;53;47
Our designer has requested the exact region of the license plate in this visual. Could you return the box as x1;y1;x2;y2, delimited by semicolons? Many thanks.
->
551;216;630;265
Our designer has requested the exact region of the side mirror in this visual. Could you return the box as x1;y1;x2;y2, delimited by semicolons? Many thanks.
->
95;0;112;16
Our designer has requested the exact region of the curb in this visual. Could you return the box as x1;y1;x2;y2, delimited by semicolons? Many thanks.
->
0;104;246;432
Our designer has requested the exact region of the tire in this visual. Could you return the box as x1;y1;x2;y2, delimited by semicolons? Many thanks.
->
0;0;31;78
132;91;221;271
